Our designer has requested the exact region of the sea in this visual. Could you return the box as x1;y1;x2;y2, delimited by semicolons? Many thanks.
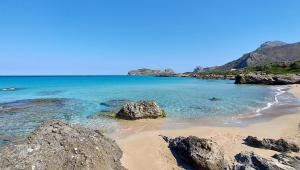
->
0;76;299;147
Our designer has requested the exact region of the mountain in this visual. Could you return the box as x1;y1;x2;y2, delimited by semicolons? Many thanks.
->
216;41;300;70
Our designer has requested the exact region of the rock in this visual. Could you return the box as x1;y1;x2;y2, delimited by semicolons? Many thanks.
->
87;111;117;119
234;151;292;170
0;98;69;114
244;136;299;152
208;97;221;101
235;74;300;85
116;101;166;120
0;120;125;170
272;154;300;169
165;136;228;170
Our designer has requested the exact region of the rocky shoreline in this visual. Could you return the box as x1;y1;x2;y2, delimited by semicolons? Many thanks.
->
235;73;300;85
3;119;299;170
0;120;125;170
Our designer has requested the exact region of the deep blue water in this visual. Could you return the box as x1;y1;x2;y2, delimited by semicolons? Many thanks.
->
0;76;288;145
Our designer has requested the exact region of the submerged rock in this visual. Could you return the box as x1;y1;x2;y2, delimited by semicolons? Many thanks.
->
208;97;221;101
116;101;166;120
165;136;228;170
0;98;68;115
244;136;299;152
235;74;300;85
234;151;291;170
100;99;131;112
0;120;125;170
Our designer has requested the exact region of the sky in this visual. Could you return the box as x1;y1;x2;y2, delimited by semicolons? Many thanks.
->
0;0;300;75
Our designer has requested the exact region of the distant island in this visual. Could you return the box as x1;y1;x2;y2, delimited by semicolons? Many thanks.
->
128;68;178;76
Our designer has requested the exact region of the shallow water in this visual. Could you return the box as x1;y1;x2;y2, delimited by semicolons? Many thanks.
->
0;76;298;146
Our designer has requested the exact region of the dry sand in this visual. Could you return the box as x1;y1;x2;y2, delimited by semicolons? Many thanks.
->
116;85;300;170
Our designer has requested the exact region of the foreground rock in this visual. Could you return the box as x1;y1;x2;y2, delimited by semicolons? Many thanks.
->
163;136;228;170
0;120;125;170
244;136;300;152
235;73;300;85
116;101;166;120
234;151;293;170
272;154;300;169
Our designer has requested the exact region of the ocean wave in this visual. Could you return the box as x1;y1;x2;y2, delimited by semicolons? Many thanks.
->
255;87;286;114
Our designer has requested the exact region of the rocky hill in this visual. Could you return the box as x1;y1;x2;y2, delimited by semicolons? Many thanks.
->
217;41;300;70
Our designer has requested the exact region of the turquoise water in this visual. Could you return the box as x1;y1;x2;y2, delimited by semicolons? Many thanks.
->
0;76;290;145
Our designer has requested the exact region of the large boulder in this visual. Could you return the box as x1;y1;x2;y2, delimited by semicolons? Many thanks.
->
234;151;292;170
164;136;228;170
244;136;299;152
235;74;300;85
116;101;166;120
0;120;125;170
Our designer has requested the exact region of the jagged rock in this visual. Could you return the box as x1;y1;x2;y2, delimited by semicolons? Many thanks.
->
234;151;292;170
165;136;228;170
235;74;300;85
244;136;299;152
116;101;166;120
272;154;300;169
0;120;125;170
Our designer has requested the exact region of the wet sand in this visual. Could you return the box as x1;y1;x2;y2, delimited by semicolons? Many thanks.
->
116;84;300;170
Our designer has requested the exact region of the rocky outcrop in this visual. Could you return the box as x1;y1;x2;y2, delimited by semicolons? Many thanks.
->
163;136;228;170
116;101;166;120
0;120;125;170
244;136;300;152
234;151;293;170
235;74;300;85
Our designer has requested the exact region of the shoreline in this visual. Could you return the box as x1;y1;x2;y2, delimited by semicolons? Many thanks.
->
116;84;300;170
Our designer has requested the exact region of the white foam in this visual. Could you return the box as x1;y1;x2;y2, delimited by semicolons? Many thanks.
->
255;87;286;114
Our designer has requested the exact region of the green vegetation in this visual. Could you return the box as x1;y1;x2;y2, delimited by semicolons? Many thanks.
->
192;61;300;76
243;61;300;74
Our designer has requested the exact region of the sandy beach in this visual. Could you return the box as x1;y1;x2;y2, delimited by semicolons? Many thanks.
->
117;84;300;170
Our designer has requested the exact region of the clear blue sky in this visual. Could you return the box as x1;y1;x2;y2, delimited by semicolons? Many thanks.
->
0;0;300;75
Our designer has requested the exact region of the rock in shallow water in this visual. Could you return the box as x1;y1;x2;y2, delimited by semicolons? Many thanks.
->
164;136;228;170
244;136;299;152
0;120;125;170
116;101;166;120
